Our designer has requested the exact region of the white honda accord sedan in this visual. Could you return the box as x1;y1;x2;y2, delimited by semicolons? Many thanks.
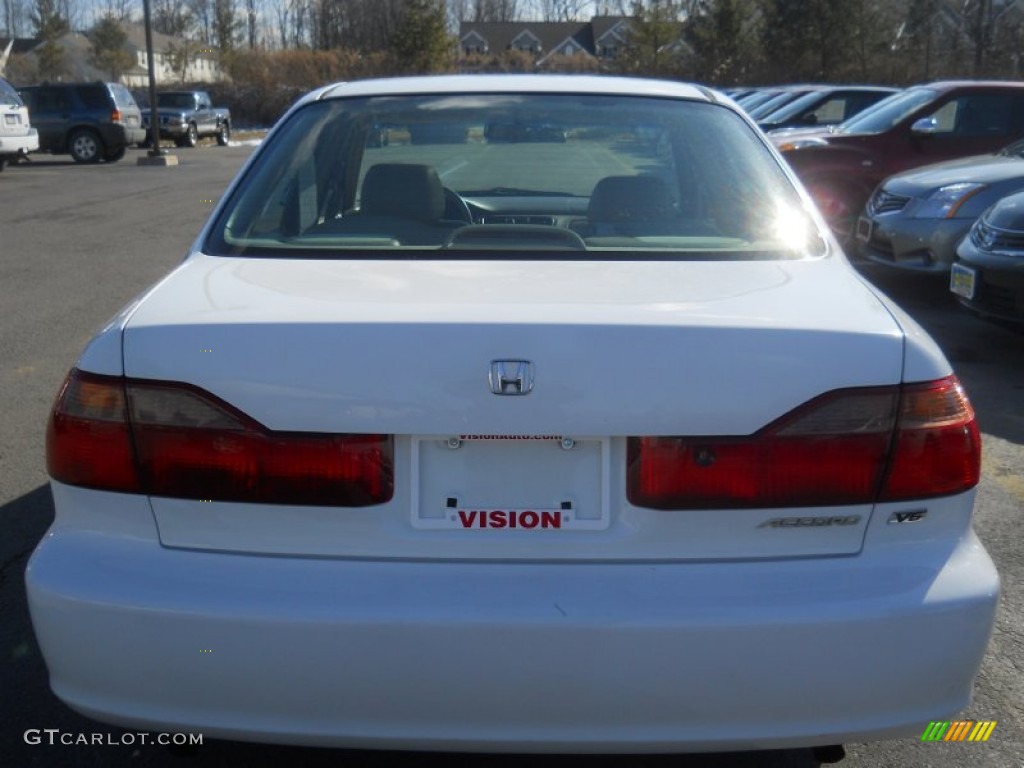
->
28;75;997;754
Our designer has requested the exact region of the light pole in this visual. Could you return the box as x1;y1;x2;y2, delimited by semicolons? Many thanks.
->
142;0;163;157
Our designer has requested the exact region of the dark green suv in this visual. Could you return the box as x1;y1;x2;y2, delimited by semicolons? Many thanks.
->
18;82;146;163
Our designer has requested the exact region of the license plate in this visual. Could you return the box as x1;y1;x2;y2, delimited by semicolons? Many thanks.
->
950;263;977;299
411;435;609;531
4;114;18;125
855;216;873;242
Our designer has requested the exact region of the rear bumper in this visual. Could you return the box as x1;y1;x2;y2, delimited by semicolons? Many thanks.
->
27;503;999;752
0;127;39;155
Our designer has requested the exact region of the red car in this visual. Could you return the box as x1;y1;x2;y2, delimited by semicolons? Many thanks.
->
774;81;1024;240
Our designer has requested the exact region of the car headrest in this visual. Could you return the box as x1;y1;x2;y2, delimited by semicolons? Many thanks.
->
361;163;446;222
587;175;676;223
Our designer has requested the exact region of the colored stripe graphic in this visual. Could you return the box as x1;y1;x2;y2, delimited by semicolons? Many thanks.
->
969;721;997;742
921;720;997;742
945;721;971;741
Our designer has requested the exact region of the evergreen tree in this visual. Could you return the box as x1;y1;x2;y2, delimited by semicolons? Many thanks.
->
686;0;760;85
619;0;685;76
760;0;859;81
392;0;453;74
89;15;135;80
760;0;815;80
32;0;69;81
214;0;240;54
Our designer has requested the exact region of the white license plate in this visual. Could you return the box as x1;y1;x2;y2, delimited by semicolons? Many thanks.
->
950;263;977;299
411;435;610;531
855;216;873;242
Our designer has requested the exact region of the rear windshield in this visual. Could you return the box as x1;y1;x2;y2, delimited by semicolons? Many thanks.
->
108;83;139;109
158;92;197;108
206;92;824;260
0;77;23;106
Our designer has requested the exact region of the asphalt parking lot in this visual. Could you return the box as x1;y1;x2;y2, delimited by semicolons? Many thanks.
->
1;145;1021;767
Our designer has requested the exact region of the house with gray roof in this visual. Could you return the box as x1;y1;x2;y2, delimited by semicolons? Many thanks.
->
458;16;633;65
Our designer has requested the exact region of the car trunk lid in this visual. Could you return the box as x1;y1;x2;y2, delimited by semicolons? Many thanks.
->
120;253;906;561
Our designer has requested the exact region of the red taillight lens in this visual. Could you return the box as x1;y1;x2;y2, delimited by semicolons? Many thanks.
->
46;370;393;506
628;377;980;510
880;378;980;500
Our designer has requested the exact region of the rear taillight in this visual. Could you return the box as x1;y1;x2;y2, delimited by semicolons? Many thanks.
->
47;369;393;506
46;370;141;493
627;376;979;510
880;377;980;501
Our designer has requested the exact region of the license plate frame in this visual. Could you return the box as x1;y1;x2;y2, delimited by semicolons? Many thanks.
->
410;435;610;531
855;216;873;242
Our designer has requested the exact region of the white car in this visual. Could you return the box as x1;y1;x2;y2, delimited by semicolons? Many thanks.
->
0;75;38;170
29;75;996;755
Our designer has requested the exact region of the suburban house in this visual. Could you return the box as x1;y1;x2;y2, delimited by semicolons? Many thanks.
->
117;23;225;86
458;16;633;67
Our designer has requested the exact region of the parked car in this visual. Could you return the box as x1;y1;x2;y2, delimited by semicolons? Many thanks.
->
17;81;145;163
28;74;995;756
141;89;231;148
745;84;823;121
759;85;899;132
952;189;1024;324
856;138;1024;273
774;81;1024;240
735;86;787;112
0;75;38;170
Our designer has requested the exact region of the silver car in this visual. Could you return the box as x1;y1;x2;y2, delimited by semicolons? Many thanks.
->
856;139;1024;273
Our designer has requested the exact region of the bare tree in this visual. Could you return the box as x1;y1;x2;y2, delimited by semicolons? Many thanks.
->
3;0;33;37
245;0;259;47
153;0;194;37
97;0;133;23
536;0;589;21
53;0;82;31
470;0;520;22
190;0;214;44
